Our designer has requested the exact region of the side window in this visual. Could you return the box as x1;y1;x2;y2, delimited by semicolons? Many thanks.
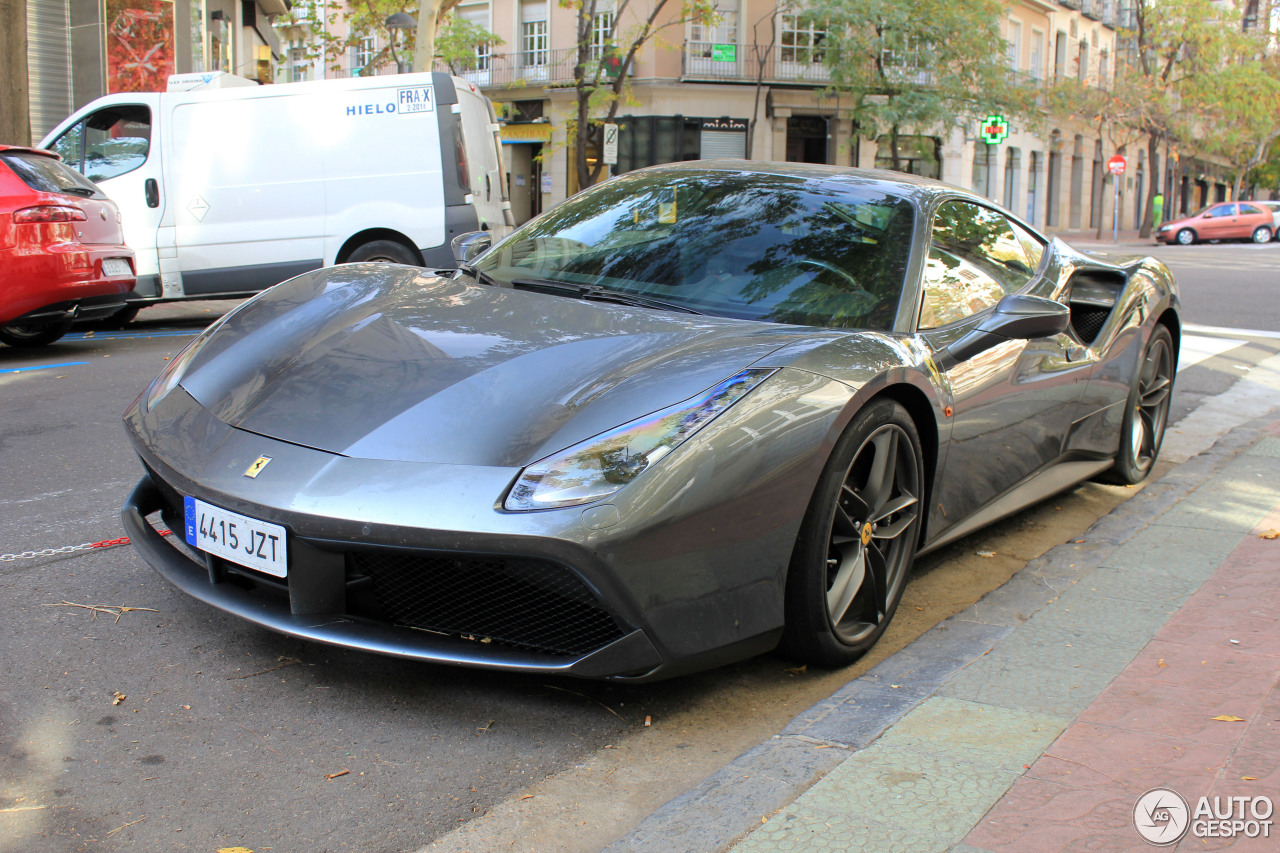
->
51;122;85;170
1239;203;1263;216
918;201;1033;330
1009;219;1045;272
1205;204;1235;218
76;105;152;182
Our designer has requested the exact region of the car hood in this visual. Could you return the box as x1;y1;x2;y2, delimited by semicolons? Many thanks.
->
179;265;817;467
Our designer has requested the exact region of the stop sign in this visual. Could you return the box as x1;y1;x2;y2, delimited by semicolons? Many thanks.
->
1107;155;1126;176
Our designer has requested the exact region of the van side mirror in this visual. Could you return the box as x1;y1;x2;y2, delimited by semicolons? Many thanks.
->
451;231;492;266
939;294;1071;368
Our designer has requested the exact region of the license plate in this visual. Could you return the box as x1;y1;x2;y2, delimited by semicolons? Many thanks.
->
184;496;287;577
102;258;131;277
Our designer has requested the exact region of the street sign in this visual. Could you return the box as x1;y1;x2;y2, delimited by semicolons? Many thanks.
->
1107;155;1126;176
981;115;1010;145
602;123;619;166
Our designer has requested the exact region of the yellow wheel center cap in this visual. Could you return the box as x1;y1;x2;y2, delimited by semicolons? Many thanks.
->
861;522;873;546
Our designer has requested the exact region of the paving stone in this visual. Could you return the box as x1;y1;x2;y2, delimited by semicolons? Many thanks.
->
873;697;1069;774
937;619;1149;718
786;682;936;748
1101;523;1244;576
1119;639;1280;696
1077;679;1268;747
1156;467;1280;532
732;743;1019;850
1244;436;1280;457
733;813;952;853
1075;562;1201;607
606;737;848;853
955;572;1075;628
1022;584;1178;642
962;776;1143;852
1026;723;1236;796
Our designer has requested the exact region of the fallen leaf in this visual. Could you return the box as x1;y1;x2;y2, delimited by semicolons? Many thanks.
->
324;769;350;780
1157;659;1168;668
520;794;534;801
1261;530;1279;540
976;550;997;558
1212;715;1247;722
784;665;807;675
644;715;652;727
112;691;126;706
217;848;254;853
1243;776;1258;781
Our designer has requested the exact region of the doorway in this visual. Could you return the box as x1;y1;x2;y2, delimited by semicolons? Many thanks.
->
786;116;828;163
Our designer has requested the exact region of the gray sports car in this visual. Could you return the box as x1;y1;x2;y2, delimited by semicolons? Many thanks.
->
122;162;1179;681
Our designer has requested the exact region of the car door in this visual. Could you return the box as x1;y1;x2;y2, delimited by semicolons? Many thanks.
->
49;102;164;298
918;200;1089;539
1198;203;1236;240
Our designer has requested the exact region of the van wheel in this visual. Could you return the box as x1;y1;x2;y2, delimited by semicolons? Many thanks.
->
347;240;420;266
110;305;141;326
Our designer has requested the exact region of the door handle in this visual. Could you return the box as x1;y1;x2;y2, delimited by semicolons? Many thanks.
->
145;178;159;209
485;175;491;200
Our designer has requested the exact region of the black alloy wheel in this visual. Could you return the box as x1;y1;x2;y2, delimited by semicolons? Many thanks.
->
783;399;924;666
0;318;74;348
1107;325;1175;484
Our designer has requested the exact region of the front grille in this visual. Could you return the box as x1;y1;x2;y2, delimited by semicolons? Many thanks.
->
351;552;625;657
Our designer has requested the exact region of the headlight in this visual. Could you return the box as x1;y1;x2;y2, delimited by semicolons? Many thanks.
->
1157;224;1171;232
504;368;776;511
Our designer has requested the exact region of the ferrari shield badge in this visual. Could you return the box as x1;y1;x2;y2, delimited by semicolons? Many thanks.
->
244;456;272;478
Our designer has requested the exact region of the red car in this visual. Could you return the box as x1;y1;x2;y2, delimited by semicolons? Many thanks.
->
1155;201;1274;245
1;146;135;347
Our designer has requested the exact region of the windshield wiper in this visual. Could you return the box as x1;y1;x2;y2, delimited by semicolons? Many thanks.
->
59;187;96;197
510;278;704;315
457;263;501;287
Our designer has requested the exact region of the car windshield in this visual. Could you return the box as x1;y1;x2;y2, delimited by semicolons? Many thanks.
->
474;170;916;331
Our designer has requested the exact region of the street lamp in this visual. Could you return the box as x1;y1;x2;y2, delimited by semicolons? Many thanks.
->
385;13;416;74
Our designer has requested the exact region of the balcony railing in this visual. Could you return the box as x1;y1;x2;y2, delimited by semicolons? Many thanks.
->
683;42;831;84
436;47;614;89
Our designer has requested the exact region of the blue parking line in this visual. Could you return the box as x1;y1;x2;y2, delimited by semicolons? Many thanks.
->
64;330;197;341
0;361;90;375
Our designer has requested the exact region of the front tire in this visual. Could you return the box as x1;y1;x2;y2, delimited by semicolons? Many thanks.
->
782;399;924;667
1107;325;1174;485
0;318;74;347
346;240;420;265
1175;229;1196;245
1252;226;1273;244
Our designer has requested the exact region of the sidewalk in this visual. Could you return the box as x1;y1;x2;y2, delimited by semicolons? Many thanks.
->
609;407;1280;849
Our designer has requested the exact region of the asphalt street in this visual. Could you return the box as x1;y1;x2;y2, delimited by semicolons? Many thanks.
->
1;241;1277;852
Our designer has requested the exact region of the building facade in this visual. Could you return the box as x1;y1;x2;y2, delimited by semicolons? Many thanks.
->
25;0;286;141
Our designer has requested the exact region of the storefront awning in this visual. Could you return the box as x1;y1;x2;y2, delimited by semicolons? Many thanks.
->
501;123;552;144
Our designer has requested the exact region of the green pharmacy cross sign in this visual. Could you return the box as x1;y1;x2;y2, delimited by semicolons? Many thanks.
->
981;115;1010;145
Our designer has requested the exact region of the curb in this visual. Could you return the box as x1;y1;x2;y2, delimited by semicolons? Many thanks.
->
605;415;1277;853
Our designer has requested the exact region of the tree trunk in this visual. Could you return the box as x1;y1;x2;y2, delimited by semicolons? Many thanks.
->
890;124;901;172
0;0;31;147
1139;133;1160;238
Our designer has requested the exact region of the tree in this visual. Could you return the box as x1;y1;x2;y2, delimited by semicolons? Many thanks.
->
566;0;719;191
802;0;1035;172
1184;52;1280;198
1104;0;1245;236
436;14;504;74
0;0;31;146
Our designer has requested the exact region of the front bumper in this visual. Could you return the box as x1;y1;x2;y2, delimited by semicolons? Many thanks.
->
122;476;667;678
120;381;830;680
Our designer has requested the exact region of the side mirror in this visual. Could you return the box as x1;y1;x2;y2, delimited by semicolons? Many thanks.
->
940;294;1070;368
451;231;492;266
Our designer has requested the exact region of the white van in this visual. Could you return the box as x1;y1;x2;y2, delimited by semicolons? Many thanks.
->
40;71;512;311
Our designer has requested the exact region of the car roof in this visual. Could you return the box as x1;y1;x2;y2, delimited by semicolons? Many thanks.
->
630;159;972;205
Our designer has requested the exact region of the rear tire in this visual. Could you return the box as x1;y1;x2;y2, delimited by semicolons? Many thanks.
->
1252;226;1272;244
346;240;420;265
0;318;74;347
1105;325;1174;485
110;305;141;326
781;399;924;667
